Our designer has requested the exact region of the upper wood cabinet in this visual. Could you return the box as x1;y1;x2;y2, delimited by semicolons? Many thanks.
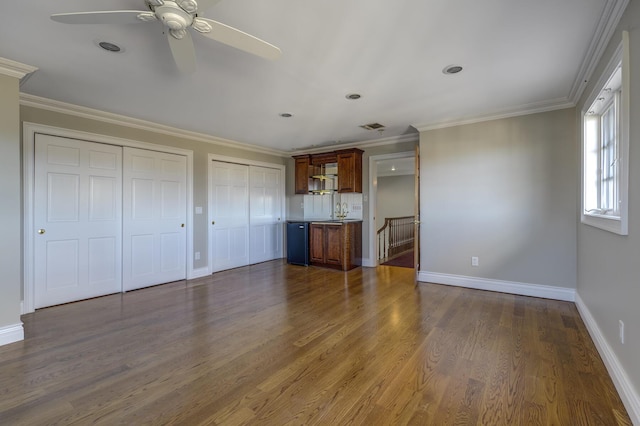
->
293;155;311;194
293;148;363;194
336;149;363;193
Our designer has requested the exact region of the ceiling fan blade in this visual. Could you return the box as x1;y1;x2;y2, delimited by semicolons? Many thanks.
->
51;11;151;25
167;31;197;74
194;17;281;61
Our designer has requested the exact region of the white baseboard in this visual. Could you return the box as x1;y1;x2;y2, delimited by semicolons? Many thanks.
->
361;257;376;268
0;323;24;346
189;267;211;280
575;294;640;425
417;271;575;302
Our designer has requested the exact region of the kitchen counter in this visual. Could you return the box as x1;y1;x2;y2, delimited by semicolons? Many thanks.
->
309;221;362;271
287;219;362;224
309;219;362;225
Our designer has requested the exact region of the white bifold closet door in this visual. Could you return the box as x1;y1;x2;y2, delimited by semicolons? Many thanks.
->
249;166;283;264
123;147;187;291
209;161;283;273
34;134;123;309
210;161;250;272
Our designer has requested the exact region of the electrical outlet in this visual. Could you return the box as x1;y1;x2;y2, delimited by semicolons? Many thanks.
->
471;256;479;267
619;320;625;344
195;252;200;261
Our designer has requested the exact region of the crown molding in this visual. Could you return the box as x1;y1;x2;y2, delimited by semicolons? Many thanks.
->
414;0;630;136
413;97;574;133
290;132;418;156
19;93;289;158
0;57;37;80
568;0;629;104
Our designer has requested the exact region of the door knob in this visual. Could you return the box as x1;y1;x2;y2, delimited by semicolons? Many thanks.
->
181;224;185;228
37;229;45;235
211;221;215;225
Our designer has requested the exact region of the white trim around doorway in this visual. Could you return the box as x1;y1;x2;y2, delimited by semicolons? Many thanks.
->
366;151;416;268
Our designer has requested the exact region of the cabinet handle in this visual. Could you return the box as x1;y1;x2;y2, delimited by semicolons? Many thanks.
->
181;224;185;228
211;221;215;225
37;229;46;235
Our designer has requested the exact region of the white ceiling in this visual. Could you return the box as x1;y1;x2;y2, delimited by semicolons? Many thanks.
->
1;0;624;155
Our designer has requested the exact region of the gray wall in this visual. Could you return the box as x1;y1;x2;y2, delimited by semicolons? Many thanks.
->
577;0;640;397
375;175;415;231
0;73;22;329
20;105;286;271
419;108;577;287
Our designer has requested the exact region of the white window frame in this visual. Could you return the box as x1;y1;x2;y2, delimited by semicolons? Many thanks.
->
581;31;629;235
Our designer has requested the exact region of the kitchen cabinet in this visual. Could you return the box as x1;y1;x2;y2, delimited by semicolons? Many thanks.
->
293;148;363;194
309;221;362;271
293;155;311;194
336;149;363;193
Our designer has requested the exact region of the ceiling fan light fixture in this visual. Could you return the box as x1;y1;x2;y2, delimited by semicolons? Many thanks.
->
98;41;121;52
175;0;198;14
443;65;463;75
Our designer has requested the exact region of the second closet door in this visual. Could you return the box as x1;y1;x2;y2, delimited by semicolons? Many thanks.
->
210;161;250;272
123;147;187;291
249;166;283;264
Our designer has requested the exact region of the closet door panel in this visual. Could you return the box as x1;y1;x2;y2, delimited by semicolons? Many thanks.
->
123;148;187;291
210;161;250;272
249;166;282;264
34;134;122;308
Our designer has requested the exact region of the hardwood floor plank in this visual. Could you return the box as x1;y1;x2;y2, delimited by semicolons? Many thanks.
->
0;261;630;425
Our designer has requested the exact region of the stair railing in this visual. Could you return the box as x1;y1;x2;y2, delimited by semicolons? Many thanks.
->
377;216;414;262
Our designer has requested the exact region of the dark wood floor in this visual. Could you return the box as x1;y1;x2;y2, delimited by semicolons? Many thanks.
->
380;250;414;268
0;261;631;425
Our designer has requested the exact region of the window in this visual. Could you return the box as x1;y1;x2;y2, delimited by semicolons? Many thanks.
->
581;31;629;235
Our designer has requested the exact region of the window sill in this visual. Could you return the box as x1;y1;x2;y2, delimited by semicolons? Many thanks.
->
582;213;628;235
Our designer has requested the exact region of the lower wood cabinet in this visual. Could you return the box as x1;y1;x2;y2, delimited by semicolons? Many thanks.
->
309;221;362;271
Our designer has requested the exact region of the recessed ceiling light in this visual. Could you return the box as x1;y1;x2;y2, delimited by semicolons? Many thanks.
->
346;93;361;100
279;113;293;118
98;41;121;52
443;65;463;75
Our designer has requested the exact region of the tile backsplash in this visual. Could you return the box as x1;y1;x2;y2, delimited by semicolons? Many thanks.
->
302;193;363;220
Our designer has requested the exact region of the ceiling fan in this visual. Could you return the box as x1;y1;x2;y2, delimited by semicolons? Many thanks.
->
51;0;282;73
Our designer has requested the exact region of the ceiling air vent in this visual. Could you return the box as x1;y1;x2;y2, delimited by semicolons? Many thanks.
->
360;122;385;131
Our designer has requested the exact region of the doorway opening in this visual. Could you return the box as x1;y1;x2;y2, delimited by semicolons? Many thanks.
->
368;151;416;268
